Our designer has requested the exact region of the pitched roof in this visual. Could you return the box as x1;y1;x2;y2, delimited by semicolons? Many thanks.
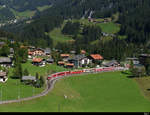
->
90;54;103;60
104;60;118;66
73;55;86;60
60;54;70;57
58;61;65;65
65;63;74;66
32;58;43;63
46;58;54;62
0;57;12;63
0;72;6;77
81;50;86;54
70;50;76;54
28;51;33;55
10;48;14;53
0;42;5;45
22;76;36;81
44;48;51;54
140;54;150;57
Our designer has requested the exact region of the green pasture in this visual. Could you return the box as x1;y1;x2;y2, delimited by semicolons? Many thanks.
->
47;28;73;46
22;61;69;76
0;72;150;112
97;22;120;34
0;61;68;102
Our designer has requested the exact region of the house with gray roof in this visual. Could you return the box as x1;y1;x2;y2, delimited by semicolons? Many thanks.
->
103;60;119;67
126;57;140;65
68;54;90;68
0;42;5;47
44;48;51;55
46;58;54;64
0;57;12;67
10;48;14;54
22;76;36;82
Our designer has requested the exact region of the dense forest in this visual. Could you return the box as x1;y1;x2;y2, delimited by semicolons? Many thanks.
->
1;0;150;61
0;0;55;22
38;0;145;19
19;15;64;48
0;8;15;22
0;0;53;12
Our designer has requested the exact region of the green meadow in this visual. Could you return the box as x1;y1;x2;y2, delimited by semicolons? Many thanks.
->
0;61;69;101
48;19;120;46
0;72;150;112
47;28;73;46
97;22;120;34
10;9;36;19
22;61;69;76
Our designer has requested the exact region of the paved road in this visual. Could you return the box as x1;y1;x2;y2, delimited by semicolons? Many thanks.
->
0;67;128;105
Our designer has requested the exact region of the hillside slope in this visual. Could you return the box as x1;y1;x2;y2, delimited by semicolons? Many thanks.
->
0;0;55;22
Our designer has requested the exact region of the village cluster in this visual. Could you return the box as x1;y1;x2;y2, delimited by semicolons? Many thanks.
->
0;40;147;84
0;41;120;83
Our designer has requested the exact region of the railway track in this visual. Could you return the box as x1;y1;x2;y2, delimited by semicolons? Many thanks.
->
0;67;128;105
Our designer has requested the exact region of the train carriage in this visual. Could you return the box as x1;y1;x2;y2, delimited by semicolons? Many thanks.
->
47;67;124;80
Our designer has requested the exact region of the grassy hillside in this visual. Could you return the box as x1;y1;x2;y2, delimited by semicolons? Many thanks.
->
10;9;36;19
47;21;74;46
97;22;120;34
0;61;69;102
47;28;73;46
72;19;120;34
0;72;150;112
37;5;52;12
48;19;120;47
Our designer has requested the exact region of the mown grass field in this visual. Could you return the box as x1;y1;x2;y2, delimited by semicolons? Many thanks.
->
37;5;52;12
47;28;73;46
97;22;120;34
10;9;36;19
0;71;150;112
73;19;120;34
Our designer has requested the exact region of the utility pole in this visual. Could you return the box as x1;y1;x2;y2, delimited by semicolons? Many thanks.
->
1;86;2;101
58;104;60;112
32;85;35;96
18;80;20;100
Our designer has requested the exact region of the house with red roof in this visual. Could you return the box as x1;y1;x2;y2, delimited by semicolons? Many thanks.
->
90;54;103;60
32;58;43;66
58;61;65;66
89;54;104;65
65;63;74;68
60;54;70;58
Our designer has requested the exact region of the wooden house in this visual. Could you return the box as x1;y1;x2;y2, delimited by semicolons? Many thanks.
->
0;71;8;83
68;55;90;68
103;60;119;67
32;58;43;66
65;63;74;68
58;61;65;66
46;58;54;64
89;54;103;64
0;57;12;67
44;48;51;56
60;54;70;62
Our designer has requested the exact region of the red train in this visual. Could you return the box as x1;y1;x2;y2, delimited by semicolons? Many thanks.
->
47;67;116;80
